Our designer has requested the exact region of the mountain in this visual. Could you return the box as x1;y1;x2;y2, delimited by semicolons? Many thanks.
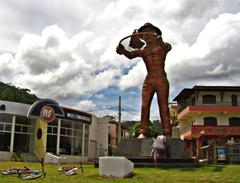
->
0;81;38;104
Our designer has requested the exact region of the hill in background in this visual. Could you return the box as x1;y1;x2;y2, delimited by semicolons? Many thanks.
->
0;81;38;104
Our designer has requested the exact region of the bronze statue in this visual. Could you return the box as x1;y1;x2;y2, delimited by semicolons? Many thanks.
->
116;23;172;137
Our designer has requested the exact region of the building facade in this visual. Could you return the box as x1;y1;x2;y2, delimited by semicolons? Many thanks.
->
107;119;130;155
0;99;128;162
0;99;92;162
173;86;240;158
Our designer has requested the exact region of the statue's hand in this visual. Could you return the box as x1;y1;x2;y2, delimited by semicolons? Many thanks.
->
132;29;138;34
165;42;172;52
116;44;124;55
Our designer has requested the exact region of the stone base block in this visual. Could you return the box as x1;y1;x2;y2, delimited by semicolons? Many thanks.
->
117;138;190;159
99;156;134;178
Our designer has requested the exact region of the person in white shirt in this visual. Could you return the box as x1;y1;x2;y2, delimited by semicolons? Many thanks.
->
151;133;167;163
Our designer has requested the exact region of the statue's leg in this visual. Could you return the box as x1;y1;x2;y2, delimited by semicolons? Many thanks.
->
156;80;171;137
141;79;154;136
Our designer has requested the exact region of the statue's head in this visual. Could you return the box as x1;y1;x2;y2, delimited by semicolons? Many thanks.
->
138;23;162;36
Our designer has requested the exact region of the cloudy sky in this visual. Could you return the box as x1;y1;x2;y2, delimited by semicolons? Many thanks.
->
0;0;240;121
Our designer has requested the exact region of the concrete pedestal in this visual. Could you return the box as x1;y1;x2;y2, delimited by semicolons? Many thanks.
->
117;138;190;159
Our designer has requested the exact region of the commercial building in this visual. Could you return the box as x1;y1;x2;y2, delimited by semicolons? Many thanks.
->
108;119;130;155
0;99;127;162
173;86;240;158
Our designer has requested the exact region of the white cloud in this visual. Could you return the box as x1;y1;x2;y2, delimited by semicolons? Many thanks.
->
76;100;96;112
206;64;232;76
0;0;240;120
0;25;121;101
167;12;240;98
94;93;105;99
0;53;15;82
119;61;146;90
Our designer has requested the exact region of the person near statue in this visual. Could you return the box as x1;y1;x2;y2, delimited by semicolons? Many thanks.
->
151;133;167;163
116;22;172;137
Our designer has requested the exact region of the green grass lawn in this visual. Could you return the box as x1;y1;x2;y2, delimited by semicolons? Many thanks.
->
0;162;240;183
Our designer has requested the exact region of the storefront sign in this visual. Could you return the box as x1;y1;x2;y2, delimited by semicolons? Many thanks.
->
66;113;91;122
40;106;55;123
62;107;91;124
28;99;65;120
28;99;91;124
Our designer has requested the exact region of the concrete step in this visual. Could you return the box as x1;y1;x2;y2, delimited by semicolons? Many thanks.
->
94;157;199;168
128;157;196;164
20;153;39;162
0;151;14;161
134;162;200;168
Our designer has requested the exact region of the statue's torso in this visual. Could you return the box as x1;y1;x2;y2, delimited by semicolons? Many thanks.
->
142;45;168;77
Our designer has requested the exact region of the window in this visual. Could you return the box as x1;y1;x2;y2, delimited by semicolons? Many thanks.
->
204;117;217;126
231;95;238;106
0;113;12;151
0;113;13;123
15;116;32;134
47;126;53;134
53;127;58;134
191;96;196;105
59;120;84;155
60;128;66;135
15;125;22;132
229;117;240;126
16;116;31;125
0;133;11;151
46;119;58;153
0;123;3;131
0;122;11;132
5;124;12;131
202;95;216;104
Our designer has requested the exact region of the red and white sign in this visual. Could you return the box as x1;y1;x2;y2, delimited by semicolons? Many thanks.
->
40;106;55;123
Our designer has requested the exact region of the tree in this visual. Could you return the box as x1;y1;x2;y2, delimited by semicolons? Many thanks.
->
0;81;38;104
131;120;162;138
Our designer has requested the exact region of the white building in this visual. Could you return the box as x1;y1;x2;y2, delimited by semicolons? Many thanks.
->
0;99;113;162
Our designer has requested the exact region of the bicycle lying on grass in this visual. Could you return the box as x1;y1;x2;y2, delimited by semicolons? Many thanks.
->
1;158;46;180
58;162;84;176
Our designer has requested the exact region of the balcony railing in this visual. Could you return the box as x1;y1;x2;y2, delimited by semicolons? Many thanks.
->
178;101;240;113
180;125;240;138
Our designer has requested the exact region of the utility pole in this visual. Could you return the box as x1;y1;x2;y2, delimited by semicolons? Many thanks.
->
118;96;121;144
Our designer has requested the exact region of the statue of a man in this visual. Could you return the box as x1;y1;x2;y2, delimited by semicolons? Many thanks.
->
116;23;172;137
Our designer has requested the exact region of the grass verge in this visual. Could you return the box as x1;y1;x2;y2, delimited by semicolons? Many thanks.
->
0;162;240;183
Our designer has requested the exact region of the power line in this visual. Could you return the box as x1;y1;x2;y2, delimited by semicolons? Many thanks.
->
122;109;139;116
86;108;109;112
86;106;118;112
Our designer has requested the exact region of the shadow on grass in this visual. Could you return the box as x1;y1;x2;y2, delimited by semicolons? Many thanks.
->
159;167;198;172
160;164;226;172
212;165;226;172
87;172;137;179
178;168;198;172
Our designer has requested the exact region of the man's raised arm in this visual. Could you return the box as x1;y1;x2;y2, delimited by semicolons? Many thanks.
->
116;44;142;59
